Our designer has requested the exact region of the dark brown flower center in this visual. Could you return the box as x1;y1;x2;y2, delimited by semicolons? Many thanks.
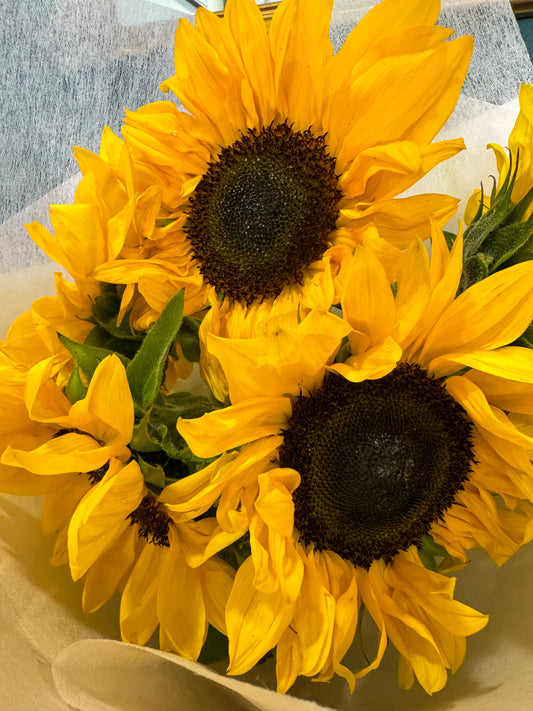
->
127;494;171;547
278;364;475;568
185;122;342;302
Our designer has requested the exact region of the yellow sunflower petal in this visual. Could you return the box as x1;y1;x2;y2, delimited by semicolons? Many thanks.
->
120;542;161;646
157;526;207;660
465;370;533;415
68;459;145;581
177;397;291;458
69;354;134;446
204;307;349;404
429;346;533;380
420;260;533;363
269;0;333;127
341;246;395;351
328;336;401;383
275;546;335;693
1;433;117;475
226;552;304;676
445;376;533;462
82;525;138;614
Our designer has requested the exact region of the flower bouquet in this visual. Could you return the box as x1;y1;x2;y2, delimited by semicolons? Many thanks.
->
1;0;533;707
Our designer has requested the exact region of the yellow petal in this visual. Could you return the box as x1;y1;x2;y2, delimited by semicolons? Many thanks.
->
178;397;291;458
205;307;350;404
269;0;333;127
420;260;533;363
430;346;533;380
1;433;118;475
69;354;134;446
329;336;401;383
120;542;161;645
341;246;395;351
465;369;533;415
68;459;144;580
446;376;533;461
82;525;138;614
157;526;207;660
226;553;303;675
393;238;430;346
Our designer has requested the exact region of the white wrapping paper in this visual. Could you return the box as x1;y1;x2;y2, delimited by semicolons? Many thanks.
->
1;1;533;709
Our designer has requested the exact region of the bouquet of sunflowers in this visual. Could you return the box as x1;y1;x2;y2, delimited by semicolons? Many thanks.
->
1;0;533;702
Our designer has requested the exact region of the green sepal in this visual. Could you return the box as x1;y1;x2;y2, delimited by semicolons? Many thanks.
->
417;534;449;572
59;333;131;404
459;252;490;293
130;392;218;477
64;363;88;404
130;411;164;453
154;392;216;423
418;548;438;572
175;317;201;362
460;152;533;292
335;336;352;364
420;534;448;557
126;290;185;411
155;217;177;228
137;455;167;490
198;625;229;665
91;290;141;342
470;220;533;274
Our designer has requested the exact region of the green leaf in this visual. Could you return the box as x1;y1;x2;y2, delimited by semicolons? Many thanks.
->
417;534;449;572
152;392;216;424
126;290;185;411
334;336;351;364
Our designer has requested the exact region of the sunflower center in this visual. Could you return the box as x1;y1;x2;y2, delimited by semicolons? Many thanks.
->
127;494;170;547
278;364;474;568
185;122;342;302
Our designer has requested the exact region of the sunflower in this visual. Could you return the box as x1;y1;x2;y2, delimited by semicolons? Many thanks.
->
94;0;472;314
24;126;207;333
0;354;141;559
167;224;533;693
0;299;236;656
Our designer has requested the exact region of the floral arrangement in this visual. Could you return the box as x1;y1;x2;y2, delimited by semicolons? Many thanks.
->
1;0;533;699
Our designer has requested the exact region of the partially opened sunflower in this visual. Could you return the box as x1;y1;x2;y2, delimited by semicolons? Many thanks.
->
93;0;472;314
171;224;533;693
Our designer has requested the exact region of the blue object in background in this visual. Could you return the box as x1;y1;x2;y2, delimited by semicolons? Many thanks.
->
518;16;533;59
